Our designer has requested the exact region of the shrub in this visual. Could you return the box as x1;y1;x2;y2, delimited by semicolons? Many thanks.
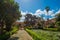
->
0;32;10;40
43;28;58;31
57;26;60;31
0;26;18;40
10;26;18;35
49;23;55;28
56;22;60;31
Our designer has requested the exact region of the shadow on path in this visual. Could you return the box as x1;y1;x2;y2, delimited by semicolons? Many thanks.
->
8;30;33;40
8;37;19;40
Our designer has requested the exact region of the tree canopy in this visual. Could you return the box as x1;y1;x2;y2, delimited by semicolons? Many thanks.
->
0;0;21;34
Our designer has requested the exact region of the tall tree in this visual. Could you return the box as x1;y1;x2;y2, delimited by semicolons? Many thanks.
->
0;0;21;34
24;13;42;28
45;6;50;20
45;6;50;28
55;13;60;30
55;13;60;26
25;14;32;26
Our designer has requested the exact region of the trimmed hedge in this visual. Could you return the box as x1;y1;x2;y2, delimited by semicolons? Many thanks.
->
43;28;58;31
26;29;41;40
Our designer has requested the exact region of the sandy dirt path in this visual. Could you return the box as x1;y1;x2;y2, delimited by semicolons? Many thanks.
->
8;30;33;40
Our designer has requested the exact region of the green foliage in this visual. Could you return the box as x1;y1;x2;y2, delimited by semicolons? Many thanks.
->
45;6;50;12
49;23;55;28
10;26;18;35
55;13;60;22
24;14;42;28
55;22;60;31
32;29;60;40
0;26;18;40
26;29;41;40
26;29;60;40
55;13;60;31
43;28;58;31
0;0;21;32
0;32;10;40
56;22;60;26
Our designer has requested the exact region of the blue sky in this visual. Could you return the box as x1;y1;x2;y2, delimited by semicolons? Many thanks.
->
15;0;60;22
15;0;60;12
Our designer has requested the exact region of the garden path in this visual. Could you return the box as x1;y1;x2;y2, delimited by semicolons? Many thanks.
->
8;30;33;40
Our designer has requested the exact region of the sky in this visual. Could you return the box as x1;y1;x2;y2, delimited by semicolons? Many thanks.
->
15;0;60;22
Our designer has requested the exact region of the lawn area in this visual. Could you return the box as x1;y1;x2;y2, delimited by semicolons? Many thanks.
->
26;29;60;40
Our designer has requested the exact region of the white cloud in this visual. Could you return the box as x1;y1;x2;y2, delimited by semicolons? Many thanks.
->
18;11;33;22
34;9;44;16
48;10;54;15
17;11;26;22
19;16;25;22
21;11;27;16
55;10;60;14
18;9;60;22
51;9;60;17
34;9;54;20
34;9;54;16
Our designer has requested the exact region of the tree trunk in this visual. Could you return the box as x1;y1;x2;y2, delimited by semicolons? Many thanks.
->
0;21;4;35
6;24;11;32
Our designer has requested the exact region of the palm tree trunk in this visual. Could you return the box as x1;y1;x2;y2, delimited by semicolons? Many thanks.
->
47;12;49;28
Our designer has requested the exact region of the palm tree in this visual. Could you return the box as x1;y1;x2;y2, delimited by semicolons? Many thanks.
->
45;6;50;28
45;6;50;21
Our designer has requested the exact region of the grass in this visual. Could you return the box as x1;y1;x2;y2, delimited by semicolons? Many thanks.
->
26;28;60;40
10;26;18;35
26;29;41;40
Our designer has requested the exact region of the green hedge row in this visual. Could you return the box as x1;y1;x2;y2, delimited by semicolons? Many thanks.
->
43;28;58;31
26;29;41;40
